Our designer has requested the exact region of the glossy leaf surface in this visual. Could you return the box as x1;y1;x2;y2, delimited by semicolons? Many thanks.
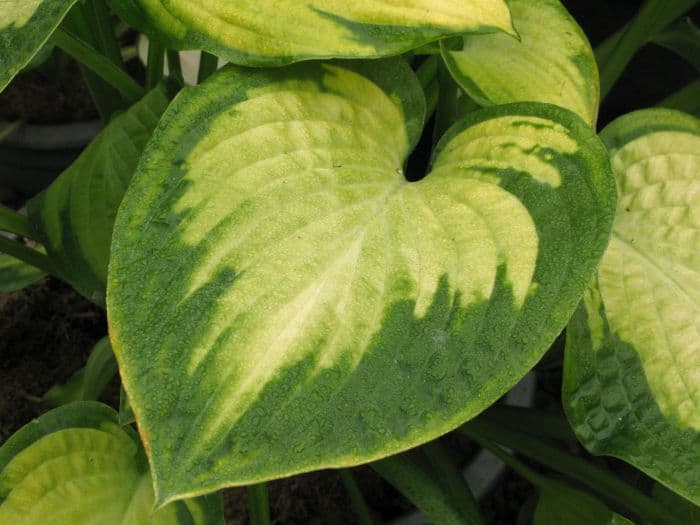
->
108;59;616;503
28;86;170;305
441;0;599;127
0;402;224;524
0;0;78;92
0;253;45;292
564;109;700;505
107;0;514;66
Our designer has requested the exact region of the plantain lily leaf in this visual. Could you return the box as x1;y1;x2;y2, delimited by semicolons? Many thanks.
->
0;0;79;93
534;481;634;525
563;109;700;505
107;58;616;504
42;337;117;407
107;0;515;66
0;253;45;293
0;402;224;524
441;0;599;127
27;86;171;306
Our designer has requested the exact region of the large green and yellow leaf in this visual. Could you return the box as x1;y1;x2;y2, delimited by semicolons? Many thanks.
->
0;0;79;92
108;0;514;66
441;0;599;127
0;402;224;524
107;58;616;504
563;109;700;505
27;86;171;306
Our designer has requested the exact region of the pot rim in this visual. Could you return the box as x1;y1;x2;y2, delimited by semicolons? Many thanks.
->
0;119;103;150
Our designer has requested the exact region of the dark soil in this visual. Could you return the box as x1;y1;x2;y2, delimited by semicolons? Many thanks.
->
0;278;106;442
0;57;98;125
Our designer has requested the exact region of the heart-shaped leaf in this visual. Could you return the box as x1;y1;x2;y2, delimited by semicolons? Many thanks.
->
563;109;700;505
107;0;515;66
107;58;616;504
0;402;224;524
0;0;79;92
441;0;599;127
28;85;171;306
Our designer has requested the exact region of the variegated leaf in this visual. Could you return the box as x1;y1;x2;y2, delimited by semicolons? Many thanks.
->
564;109;700;505
0;0;79;92
107;59;616;504
107;0;514;65
0;402;224;524
441;0;599;127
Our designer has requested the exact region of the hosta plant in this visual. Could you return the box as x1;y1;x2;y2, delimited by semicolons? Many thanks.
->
0;0;698;523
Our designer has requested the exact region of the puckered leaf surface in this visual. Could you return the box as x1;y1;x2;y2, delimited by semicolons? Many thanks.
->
441;0;599;127
107;58;616;504
0;402;224;524
564;109;700;505
0;0;79;92
107;0;514;66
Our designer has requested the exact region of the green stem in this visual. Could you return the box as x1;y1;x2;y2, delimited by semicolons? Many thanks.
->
416;56;439;119
339;469;374;525
372;453;481;525
422;442;483;525
656;78;700;115
84;0;123;67
463;428;547;488
0;237;57;276
166;50;184;87
598;0;699;101
461;419;673;525
0;205;34;239
197;51;219;84
52;28;144;104
62;5;124;120
247;483;270;525
146;40;165;90
0;120;24;143
432;61;460;146
482;405;576;442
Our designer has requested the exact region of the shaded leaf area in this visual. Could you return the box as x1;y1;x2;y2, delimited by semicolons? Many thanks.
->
108;59;615;503
564;109;700;505
0;0;79;92
0;253;45;293
0;402;224;524
108;0;513;65
27;85;171;306
442;0;599;127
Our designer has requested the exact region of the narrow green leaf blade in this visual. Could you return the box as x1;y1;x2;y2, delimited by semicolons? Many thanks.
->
42;337;117;407
108;0;515;66
534;481;634;525
563;108;700;505
0;402;223;524
0;253;45;293
108;59;615;504
651;17;700;72
0;0;79;93
441;0;599;127
27;86;171;305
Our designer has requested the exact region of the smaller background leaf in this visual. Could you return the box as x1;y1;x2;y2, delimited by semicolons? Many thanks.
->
534;481;634;525
0;253;45;293
42;337;117;407
441;0;599;126
27;85;171;305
